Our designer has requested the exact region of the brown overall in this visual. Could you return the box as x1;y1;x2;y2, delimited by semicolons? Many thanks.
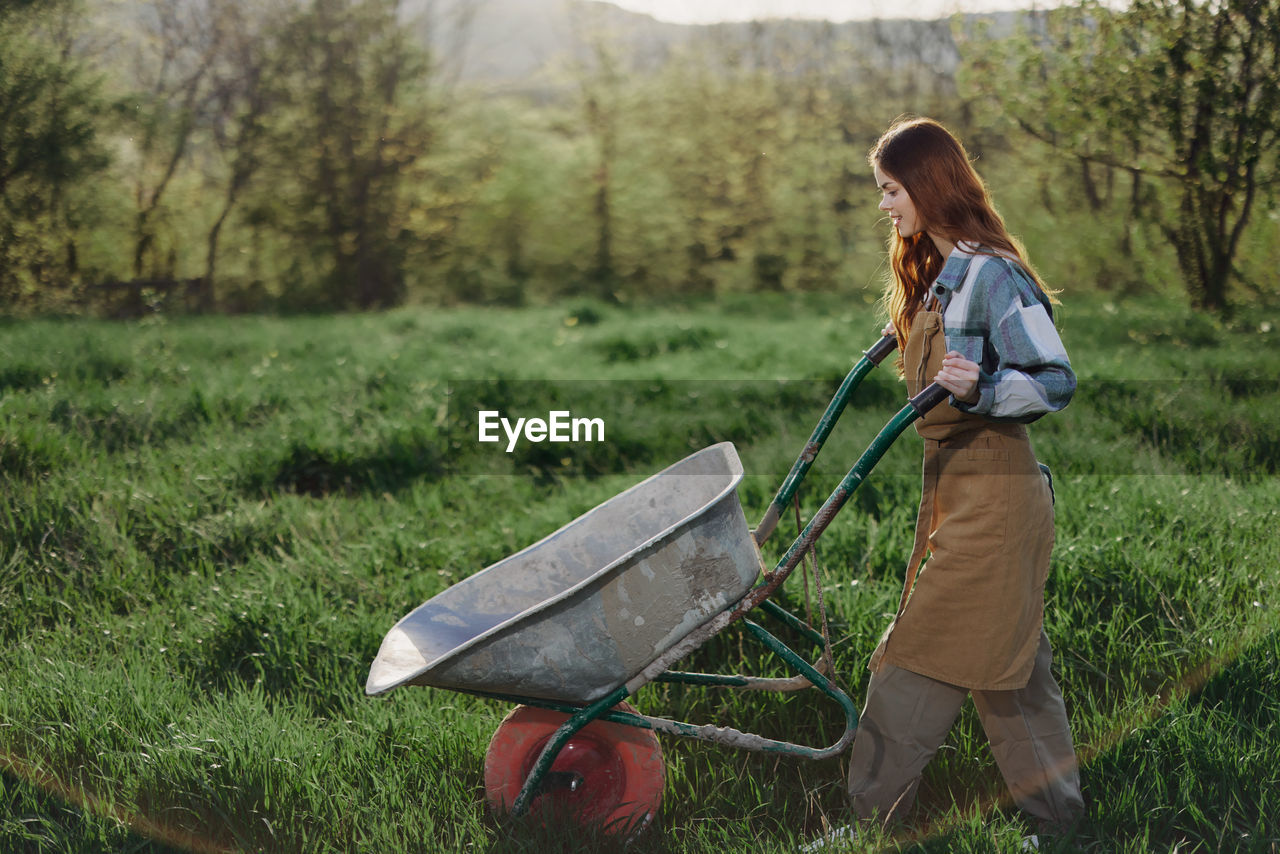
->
846;309;1084;829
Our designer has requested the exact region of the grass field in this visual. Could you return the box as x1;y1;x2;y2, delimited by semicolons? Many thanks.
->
2;291;1278;853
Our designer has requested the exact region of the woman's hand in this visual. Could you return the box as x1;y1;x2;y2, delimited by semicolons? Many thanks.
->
882;321;896;338
934;351;981;405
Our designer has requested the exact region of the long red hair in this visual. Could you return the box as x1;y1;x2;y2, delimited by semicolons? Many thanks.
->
868;117;1055;357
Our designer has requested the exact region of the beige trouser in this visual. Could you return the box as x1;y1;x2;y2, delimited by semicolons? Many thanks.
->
846;630;1084;829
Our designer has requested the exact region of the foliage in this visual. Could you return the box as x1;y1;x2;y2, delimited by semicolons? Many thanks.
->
0;1;1007;315
964;0;1280;312
1;2;1277;315
0;0;107;310
264;0;435;310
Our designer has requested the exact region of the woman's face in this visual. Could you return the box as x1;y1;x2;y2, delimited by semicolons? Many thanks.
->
874;164;922;239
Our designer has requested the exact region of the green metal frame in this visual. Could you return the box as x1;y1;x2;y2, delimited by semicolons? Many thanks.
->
484;601;857;817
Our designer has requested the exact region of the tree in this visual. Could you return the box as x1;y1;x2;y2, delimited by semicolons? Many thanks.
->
118;0;224;281
0;0;106;308
200;0;289;309
567;5;627;302
970;0;1280;311
622;44;759;295
271;0;434;310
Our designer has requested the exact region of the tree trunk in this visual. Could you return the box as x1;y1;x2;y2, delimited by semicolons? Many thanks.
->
202;201;233;312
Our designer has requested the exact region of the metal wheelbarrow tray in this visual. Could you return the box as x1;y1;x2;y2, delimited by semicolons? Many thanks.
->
365;441;764;704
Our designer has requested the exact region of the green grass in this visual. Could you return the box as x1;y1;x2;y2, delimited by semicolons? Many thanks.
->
1;292;1278;852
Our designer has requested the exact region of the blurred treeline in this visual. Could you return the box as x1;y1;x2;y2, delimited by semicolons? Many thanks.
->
2;0;1277;316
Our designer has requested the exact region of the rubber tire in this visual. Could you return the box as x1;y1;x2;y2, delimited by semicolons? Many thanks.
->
484;702;664;835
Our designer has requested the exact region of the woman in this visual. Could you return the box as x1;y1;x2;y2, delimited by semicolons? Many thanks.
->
844;117;1084;838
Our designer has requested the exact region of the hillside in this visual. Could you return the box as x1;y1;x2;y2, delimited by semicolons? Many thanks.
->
409;0;1018;86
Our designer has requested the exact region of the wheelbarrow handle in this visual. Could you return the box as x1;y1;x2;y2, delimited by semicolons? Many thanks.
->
863;332;899;366
908;381;951;415
753;333;898;546
765;381;949;577
755;380;949;587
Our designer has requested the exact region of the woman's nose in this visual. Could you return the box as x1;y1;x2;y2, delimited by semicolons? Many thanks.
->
878;197;890;211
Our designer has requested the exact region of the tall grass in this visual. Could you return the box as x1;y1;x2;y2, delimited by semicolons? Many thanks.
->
1;293;1278;852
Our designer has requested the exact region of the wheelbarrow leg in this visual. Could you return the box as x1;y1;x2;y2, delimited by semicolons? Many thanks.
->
510;685;631;818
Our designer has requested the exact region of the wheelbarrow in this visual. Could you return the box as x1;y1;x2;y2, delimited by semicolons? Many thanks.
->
366;334;949;834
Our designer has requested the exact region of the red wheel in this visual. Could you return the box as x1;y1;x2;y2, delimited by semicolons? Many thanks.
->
484;702;664;835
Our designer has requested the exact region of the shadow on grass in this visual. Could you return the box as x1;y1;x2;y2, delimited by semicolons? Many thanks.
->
1;765;191;854
1074;628;1280;852
1077;380;1280;476
243;435;446;498
40;386;286;457
904;629;1280;853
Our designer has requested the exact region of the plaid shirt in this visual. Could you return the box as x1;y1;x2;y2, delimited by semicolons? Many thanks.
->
930;244;1076;421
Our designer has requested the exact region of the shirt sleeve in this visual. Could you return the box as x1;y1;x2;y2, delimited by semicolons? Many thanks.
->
952;263;1076;422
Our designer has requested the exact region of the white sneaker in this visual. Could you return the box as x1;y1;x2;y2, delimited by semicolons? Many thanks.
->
799;824;860;852
1020;834;1040;851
